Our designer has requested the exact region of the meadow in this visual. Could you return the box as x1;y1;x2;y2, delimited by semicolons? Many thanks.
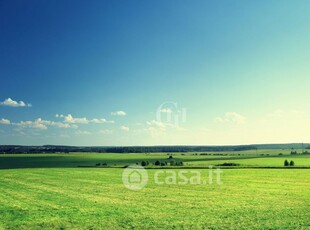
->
0;150;309;229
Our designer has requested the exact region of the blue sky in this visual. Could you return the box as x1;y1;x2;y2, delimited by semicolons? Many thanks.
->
1;0;310;146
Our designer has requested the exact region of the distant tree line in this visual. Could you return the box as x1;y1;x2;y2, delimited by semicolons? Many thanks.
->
291;150;310;155
0;145;259;154
0;143;309;154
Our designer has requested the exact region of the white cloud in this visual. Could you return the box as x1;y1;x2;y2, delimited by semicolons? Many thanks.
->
15;118;49;130
111;111;126;116
144;120;185;136
120;126;129;131
215;112;246;124
145;120;168;136
146;120;167;131
13;118;78;130
53;122;78;129
64;114;89;124
99;129;113;134
61;114;114;124
75;130;92;135
0;118;10;125
160;108;173;113
91;118;114;124
0;98;32;107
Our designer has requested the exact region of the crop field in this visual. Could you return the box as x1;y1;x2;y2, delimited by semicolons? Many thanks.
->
0;151;310;229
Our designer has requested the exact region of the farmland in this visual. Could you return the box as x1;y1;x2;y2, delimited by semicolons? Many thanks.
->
0;150;310;229
0;149;307;169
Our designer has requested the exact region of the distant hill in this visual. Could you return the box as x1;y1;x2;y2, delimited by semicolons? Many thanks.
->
0;143;308;154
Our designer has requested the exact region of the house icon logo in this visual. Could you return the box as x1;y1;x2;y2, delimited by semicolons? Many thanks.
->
122;165;148;191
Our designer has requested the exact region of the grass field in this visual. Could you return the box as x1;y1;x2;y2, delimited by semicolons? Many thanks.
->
0;168;309;229
0;151;310;229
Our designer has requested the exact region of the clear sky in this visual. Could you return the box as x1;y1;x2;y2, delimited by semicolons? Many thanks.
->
1;0;310;146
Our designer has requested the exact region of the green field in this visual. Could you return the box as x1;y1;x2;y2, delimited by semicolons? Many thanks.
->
187;155;310;167
0;151;310;229
0;149;305;169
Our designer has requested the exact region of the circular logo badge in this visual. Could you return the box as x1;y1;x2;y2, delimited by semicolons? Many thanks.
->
122;165;148;191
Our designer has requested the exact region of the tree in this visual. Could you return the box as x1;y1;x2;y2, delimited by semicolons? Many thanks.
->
168;155;173;159
154;160;161;166
290;160;295;166
284;160;289;167
141;161;147;167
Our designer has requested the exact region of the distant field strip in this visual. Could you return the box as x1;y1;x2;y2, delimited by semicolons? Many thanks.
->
0;150;309;169
187;155;310;167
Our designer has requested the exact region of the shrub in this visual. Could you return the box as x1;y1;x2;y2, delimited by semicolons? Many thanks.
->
154;160;161;166
216;162;240;167
284;160;289;166
290;160;295;166
141;161;147;167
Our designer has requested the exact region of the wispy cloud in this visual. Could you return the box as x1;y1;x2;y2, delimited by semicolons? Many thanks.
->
91;118;114;124
14;118;49;130
99;129;113;134
0;98;32;107
111;111;126;116
75;130;92;135
146;120;166;131
120;126;129;131
58;114;114;124
0;118;10;125
64;114;88;124
160;108;172;113
13;118;78;130
215;112;246;124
